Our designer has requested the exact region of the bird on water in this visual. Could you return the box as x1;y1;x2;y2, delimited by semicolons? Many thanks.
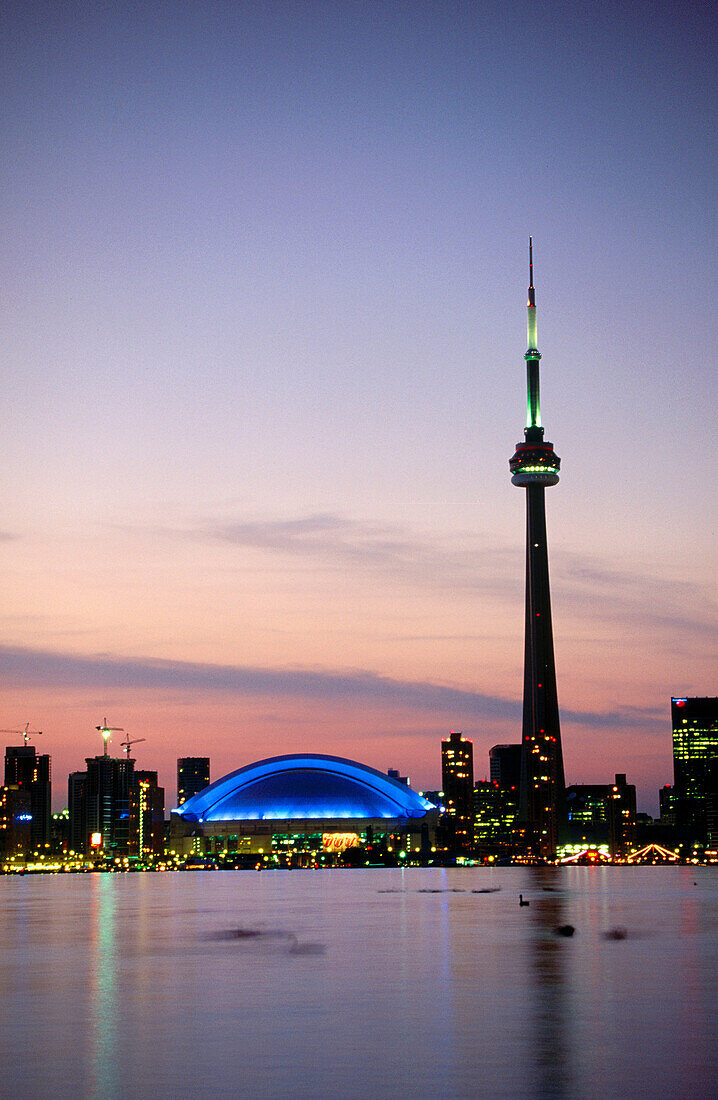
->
519;894;530;907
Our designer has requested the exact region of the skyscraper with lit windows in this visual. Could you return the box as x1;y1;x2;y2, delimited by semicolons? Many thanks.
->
177;757;210;807
441;731;474;850
671;696;718;841
84;753;135;855
129;770;165;859
4;744;51;850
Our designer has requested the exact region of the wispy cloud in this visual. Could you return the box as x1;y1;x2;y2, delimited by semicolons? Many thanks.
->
205;511;717;640
556;554;717;640
0;644;661;731
210;512;516;591
114;510;717;644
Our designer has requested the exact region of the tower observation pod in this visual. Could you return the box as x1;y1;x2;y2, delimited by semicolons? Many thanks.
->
509;240;566;860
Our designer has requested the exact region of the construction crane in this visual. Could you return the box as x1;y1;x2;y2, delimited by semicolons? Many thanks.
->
95;718;124;757
0;723;42;745
120;737;146;759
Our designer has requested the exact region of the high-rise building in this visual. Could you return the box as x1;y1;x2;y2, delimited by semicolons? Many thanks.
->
671;697;718;841
706;759;718;854
129;770;165;859
68;771;87;854
177;757;210;807
84;753;135;855
441;731;474;850
473;780;506;852
0;786;33;858
565;774;636;857
509;240;566;859
659;784;677;826
4;744;51;850
50;809;69;855
489;744;521;801
612;773;637;856
487;743;522;847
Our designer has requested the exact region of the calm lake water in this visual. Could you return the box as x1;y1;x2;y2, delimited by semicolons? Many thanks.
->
1;866;715;1099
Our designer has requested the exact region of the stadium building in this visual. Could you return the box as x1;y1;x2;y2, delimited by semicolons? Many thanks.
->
170;753;437;863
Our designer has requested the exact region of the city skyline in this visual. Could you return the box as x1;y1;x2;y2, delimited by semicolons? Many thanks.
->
2;3;716;812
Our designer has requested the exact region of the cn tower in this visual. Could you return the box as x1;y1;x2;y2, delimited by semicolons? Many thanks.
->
509;239;566;859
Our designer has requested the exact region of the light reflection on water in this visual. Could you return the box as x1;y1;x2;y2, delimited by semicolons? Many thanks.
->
90;876;119;1100
0;867;715;1099
525;870;570;1098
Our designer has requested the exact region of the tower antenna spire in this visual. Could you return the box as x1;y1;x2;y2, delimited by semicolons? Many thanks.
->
528;236;535;307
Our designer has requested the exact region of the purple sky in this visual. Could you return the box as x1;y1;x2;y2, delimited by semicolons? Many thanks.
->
1;2;716;811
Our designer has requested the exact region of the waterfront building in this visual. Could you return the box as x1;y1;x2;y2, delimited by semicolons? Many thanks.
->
441;731;474;851
51;808;69;855
472;780;505;852
489;744;521;793
4;744;51;849
129;770;165;858
509;241;566;859
612;773;637;855
0;785;33;858
170;753;436;860
177;757;210;807
68;771;87;854
707;759;718;854
491;741;520;803
71;753;135;855
671;697;718;841
659;784;677;826
565;773;636;858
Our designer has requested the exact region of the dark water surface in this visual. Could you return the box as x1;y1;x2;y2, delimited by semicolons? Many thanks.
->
1;866;716;1099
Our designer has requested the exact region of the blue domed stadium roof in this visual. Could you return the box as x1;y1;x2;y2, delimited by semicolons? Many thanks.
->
174;753;435;823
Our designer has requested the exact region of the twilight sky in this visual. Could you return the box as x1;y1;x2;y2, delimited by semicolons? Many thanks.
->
1;1;716;812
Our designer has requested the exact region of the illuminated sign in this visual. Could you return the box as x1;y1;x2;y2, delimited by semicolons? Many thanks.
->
90;832;102;848
14;814;32;823
322;832;360;853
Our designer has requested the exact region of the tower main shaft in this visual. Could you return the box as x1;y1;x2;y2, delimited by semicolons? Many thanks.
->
509;240;566;859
